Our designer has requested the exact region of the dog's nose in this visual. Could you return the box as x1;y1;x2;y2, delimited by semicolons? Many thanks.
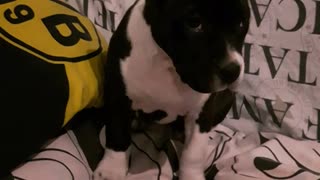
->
219;62;241;84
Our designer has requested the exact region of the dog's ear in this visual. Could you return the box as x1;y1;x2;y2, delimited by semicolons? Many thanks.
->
145;0;168;8
143;0;157;25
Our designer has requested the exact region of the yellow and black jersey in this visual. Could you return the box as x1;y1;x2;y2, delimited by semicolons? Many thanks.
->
0;0;108;128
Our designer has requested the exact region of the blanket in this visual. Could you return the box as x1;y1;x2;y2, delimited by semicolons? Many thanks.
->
8;0;320;179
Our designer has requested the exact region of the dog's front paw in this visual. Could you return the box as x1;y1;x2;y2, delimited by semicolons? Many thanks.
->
93;161;126;180
179;158;205;180
179;168;205;180
93;149;128;180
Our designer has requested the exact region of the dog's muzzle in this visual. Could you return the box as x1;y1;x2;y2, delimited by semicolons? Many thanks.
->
211;62;241;93
215;50;244;92
219;62;241;84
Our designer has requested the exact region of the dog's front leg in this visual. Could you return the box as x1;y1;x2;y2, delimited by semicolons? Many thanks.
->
94;146;130;180
93;95;133;180
179;116;209;180
179;90;235;180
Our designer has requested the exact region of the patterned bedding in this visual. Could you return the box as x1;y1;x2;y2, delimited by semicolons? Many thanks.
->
7;0;320;179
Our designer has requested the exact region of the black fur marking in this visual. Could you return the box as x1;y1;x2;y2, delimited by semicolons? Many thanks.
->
170;116;185;143
196;89;235;133
171;116;185;132
131;110;168;132
102;3;136;152
136;110;168;122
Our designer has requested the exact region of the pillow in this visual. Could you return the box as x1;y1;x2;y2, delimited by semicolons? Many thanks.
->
0;0;107;178
0;0;108;127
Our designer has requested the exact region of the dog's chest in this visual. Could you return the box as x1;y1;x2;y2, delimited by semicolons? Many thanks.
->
120;48;209;124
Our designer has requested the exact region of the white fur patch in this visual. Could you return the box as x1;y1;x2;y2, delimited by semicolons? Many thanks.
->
93;148;130;180
179;120;209;180
120;0;210;124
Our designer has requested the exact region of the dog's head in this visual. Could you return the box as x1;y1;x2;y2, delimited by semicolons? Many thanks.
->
143;0;250;93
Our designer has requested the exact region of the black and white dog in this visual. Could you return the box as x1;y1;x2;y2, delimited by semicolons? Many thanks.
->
94;0;250;179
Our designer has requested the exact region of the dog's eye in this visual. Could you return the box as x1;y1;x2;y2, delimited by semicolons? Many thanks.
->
237;22;246;34
185;15;203;32
240;22;244;28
